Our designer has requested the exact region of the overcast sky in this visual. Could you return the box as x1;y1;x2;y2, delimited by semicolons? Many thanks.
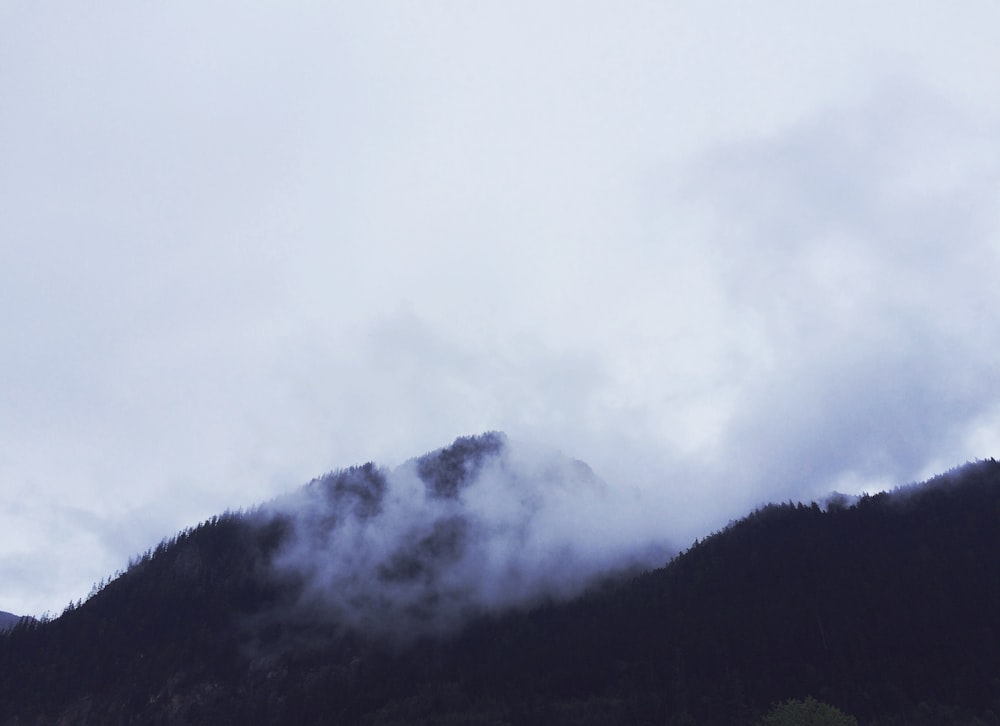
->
3;1;999;616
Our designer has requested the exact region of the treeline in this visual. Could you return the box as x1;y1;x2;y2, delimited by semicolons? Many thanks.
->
0;510;294;722
1;459;999;724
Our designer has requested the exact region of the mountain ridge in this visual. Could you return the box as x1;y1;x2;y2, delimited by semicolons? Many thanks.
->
1;438;998;724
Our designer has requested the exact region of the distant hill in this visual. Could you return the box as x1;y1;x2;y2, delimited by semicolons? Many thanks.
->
0;612;19;632
1;436;998;725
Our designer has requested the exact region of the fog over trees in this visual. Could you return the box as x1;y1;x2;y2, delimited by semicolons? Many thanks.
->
1;436;998;724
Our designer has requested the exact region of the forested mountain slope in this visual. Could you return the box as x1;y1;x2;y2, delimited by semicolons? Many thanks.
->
0;613;19;632
1;441;998;725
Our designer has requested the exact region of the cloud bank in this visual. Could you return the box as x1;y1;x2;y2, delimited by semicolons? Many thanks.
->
264;433;669;640
2;2;1000;616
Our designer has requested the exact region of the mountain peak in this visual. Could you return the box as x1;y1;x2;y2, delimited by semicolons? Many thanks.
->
266;431;664;640
2;458;999;724
413;431;507;499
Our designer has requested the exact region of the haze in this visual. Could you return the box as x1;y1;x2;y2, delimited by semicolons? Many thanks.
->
2;2;999;616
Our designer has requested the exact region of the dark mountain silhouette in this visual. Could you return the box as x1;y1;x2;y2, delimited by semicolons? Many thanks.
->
1;436;999;725
0;612;19;632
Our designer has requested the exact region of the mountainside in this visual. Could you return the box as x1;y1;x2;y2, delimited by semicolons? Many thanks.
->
1;438;999;725
0;613;19;632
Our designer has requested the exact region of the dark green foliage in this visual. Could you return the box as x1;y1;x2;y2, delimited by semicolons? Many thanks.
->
298;462;389;525
0;510;292;724
2;458;1000;725
415;431;506;498
758;697;858;725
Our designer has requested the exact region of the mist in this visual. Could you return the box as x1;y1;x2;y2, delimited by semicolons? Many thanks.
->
262;433;671;640
3;2;1000;618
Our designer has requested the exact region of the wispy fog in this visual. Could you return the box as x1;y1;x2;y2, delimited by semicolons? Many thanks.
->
2;2;1000;616
264;433;669;640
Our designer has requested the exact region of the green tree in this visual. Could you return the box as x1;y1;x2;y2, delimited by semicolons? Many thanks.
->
758;696;858;726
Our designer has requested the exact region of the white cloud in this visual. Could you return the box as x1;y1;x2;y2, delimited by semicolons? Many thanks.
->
2;2;999;615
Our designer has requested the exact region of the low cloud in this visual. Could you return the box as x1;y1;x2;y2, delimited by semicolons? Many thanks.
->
263;433;671;641
647;82;1000;515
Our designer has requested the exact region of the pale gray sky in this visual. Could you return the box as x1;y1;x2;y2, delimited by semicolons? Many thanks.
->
3;1;999;616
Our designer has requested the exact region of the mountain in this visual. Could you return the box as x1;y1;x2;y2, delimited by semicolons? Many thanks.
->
1;437;999;725
0;612;19;632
